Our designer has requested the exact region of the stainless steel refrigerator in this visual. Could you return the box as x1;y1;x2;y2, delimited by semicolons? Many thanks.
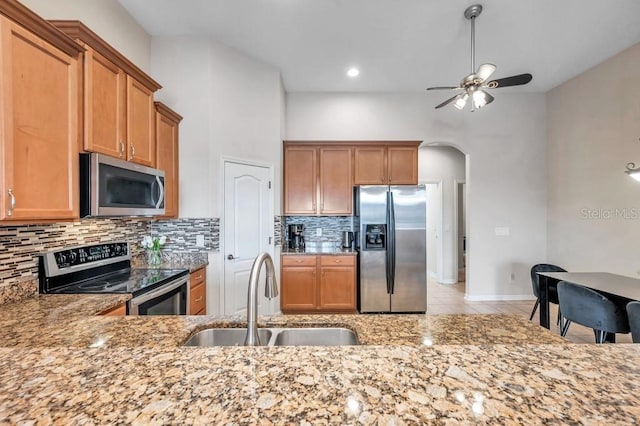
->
356;185;426;313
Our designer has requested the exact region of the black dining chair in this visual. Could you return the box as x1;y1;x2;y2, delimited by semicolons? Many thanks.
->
557;281;630;343
626;301;640;343
529;264;566;325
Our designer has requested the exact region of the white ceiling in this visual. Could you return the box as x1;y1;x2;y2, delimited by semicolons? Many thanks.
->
118;0;640;93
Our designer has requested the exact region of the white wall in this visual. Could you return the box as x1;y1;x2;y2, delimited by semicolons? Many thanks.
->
547;43;640;277
20;0;151;72
150;36;284;314
420;146;465;284
425;183;440;279
286;92;547;299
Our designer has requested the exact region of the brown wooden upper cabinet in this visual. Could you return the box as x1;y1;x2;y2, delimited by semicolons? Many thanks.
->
354;143;420;185
0;4;84;222
283;143;352;215
50;21;162;167
155;102;182;219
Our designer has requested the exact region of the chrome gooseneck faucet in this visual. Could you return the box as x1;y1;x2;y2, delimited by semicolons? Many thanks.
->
244;252;278;346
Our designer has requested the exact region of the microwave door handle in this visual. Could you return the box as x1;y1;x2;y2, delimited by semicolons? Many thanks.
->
130;276;186;306
152;176;165;208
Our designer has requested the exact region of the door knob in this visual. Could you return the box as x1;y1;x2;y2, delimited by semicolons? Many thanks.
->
227;254;236;260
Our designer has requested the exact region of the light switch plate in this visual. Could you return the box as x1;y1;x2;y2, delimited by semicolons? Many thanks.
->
495;227;510;236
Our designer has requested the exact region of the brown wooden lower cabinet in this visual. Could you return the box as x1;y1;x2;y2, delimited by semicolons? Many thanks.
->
189;267;206;315
281;255;356;313
100;303;127;316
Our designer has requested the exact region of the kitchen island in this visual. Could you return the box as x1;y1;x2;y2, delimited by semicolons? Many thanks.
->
0;294;638;423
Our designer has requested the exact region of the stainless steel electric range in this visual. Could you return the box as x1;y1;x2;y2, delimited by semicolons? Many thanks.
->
38;242;189;315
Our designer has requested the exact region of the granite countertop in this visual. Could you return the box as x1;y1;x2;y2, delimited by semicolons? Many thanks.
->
0;294;564;347
152;260;208;273
132;252;208;273
1;295;639;423
1;344;639;423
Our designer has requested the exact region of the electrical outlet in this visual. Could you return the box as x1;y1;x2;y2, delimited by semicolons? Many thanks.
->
316;228;322;237
196;235;205;247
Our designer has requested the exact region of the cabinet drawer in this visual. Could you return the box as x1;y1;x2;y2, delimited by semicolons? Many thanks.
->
320;256;355;266
190;267;205;286
190;281;206;315
282;255;317;267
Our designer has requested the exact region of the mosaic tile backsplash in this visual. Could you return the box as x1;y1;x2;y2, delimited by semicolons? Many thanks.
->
283;216;354;245
151;218;218;252
0;217;218;299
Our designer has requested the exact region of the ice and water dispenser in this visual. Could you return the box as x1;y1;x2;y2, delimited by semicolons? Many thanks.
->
363;224;386;250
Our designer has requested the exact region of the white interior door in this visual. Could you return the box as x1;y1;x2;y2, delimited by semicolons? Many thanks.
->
223;160;273;316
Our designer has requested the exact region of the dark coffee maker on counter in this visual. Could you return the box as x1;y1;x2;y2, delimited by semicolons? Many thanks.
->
288;224;305;250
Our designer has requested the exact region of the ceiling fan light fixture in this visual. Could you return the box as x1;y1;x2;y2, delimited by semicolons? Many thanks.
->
426;4;533;110
473;90;487;109
454;93;469;110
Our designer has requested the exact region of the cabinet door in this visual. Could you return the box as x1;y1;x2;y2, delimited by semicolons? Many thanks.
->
0;18;79;221
319;147;352;215
319;256;356;311
319;266;356;311
126;75;155;167
284;146;317;214
354;147;387;185
281;266;317;311
84;48;126;159
155;108;180;218
388;146;418;185
189;282;206;315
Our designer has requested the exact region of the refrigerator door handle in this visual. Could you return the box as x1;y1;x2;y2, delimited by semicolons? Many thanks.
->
385;191;392;294
389;191;396;294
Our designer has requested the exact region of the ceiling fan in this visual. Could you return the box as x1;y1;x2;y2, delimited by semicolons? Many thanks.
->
427;4;533;111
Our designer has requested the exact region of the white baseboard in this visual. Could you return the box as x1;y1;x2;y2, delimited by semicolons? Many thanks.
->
438;278;457;285
464;294;536;302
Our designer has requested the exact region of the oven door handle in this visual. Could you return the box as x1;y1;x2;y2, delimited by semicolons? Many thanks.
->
130;276;187;306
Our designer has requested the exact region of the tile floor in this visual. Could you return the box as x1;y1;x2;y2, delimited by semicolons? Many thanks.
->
427;279;633;344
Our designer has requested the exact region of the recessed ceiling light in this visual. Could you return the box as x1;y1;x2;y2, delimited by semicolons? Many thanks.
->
347;67;360;77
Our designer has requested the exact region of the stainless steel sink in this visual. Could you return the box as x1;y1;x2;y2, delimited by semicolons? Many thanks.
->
183;327;359;347
273;327;359;346
184;328;272;347
273;328;359;346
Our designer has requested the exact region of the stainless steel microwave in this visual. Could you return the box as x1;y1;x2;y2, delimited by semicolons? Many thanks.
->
80;153;165;217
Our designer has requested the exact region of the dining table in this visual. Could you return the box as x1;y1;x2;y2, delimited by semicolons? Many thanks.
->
537;272;640;332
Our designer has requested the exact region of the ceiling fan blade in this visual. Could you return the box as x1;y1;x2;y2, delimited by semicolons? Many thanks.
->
426;86;461;91
435;94;461;109
487;73;533;88
475;63;496;82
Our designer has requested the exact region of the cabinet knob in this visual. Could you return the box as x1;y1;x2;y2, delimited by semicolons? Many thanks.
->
227;254;236;260
119;141;125;157
130;143;136;159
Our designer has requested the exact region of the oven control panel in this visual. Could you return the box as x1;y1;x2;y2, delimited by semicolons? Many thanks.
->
53;242;129;269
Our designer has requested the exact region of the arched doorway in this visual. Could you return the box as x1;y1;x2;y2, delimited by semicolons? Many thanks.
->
419;144;468;307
